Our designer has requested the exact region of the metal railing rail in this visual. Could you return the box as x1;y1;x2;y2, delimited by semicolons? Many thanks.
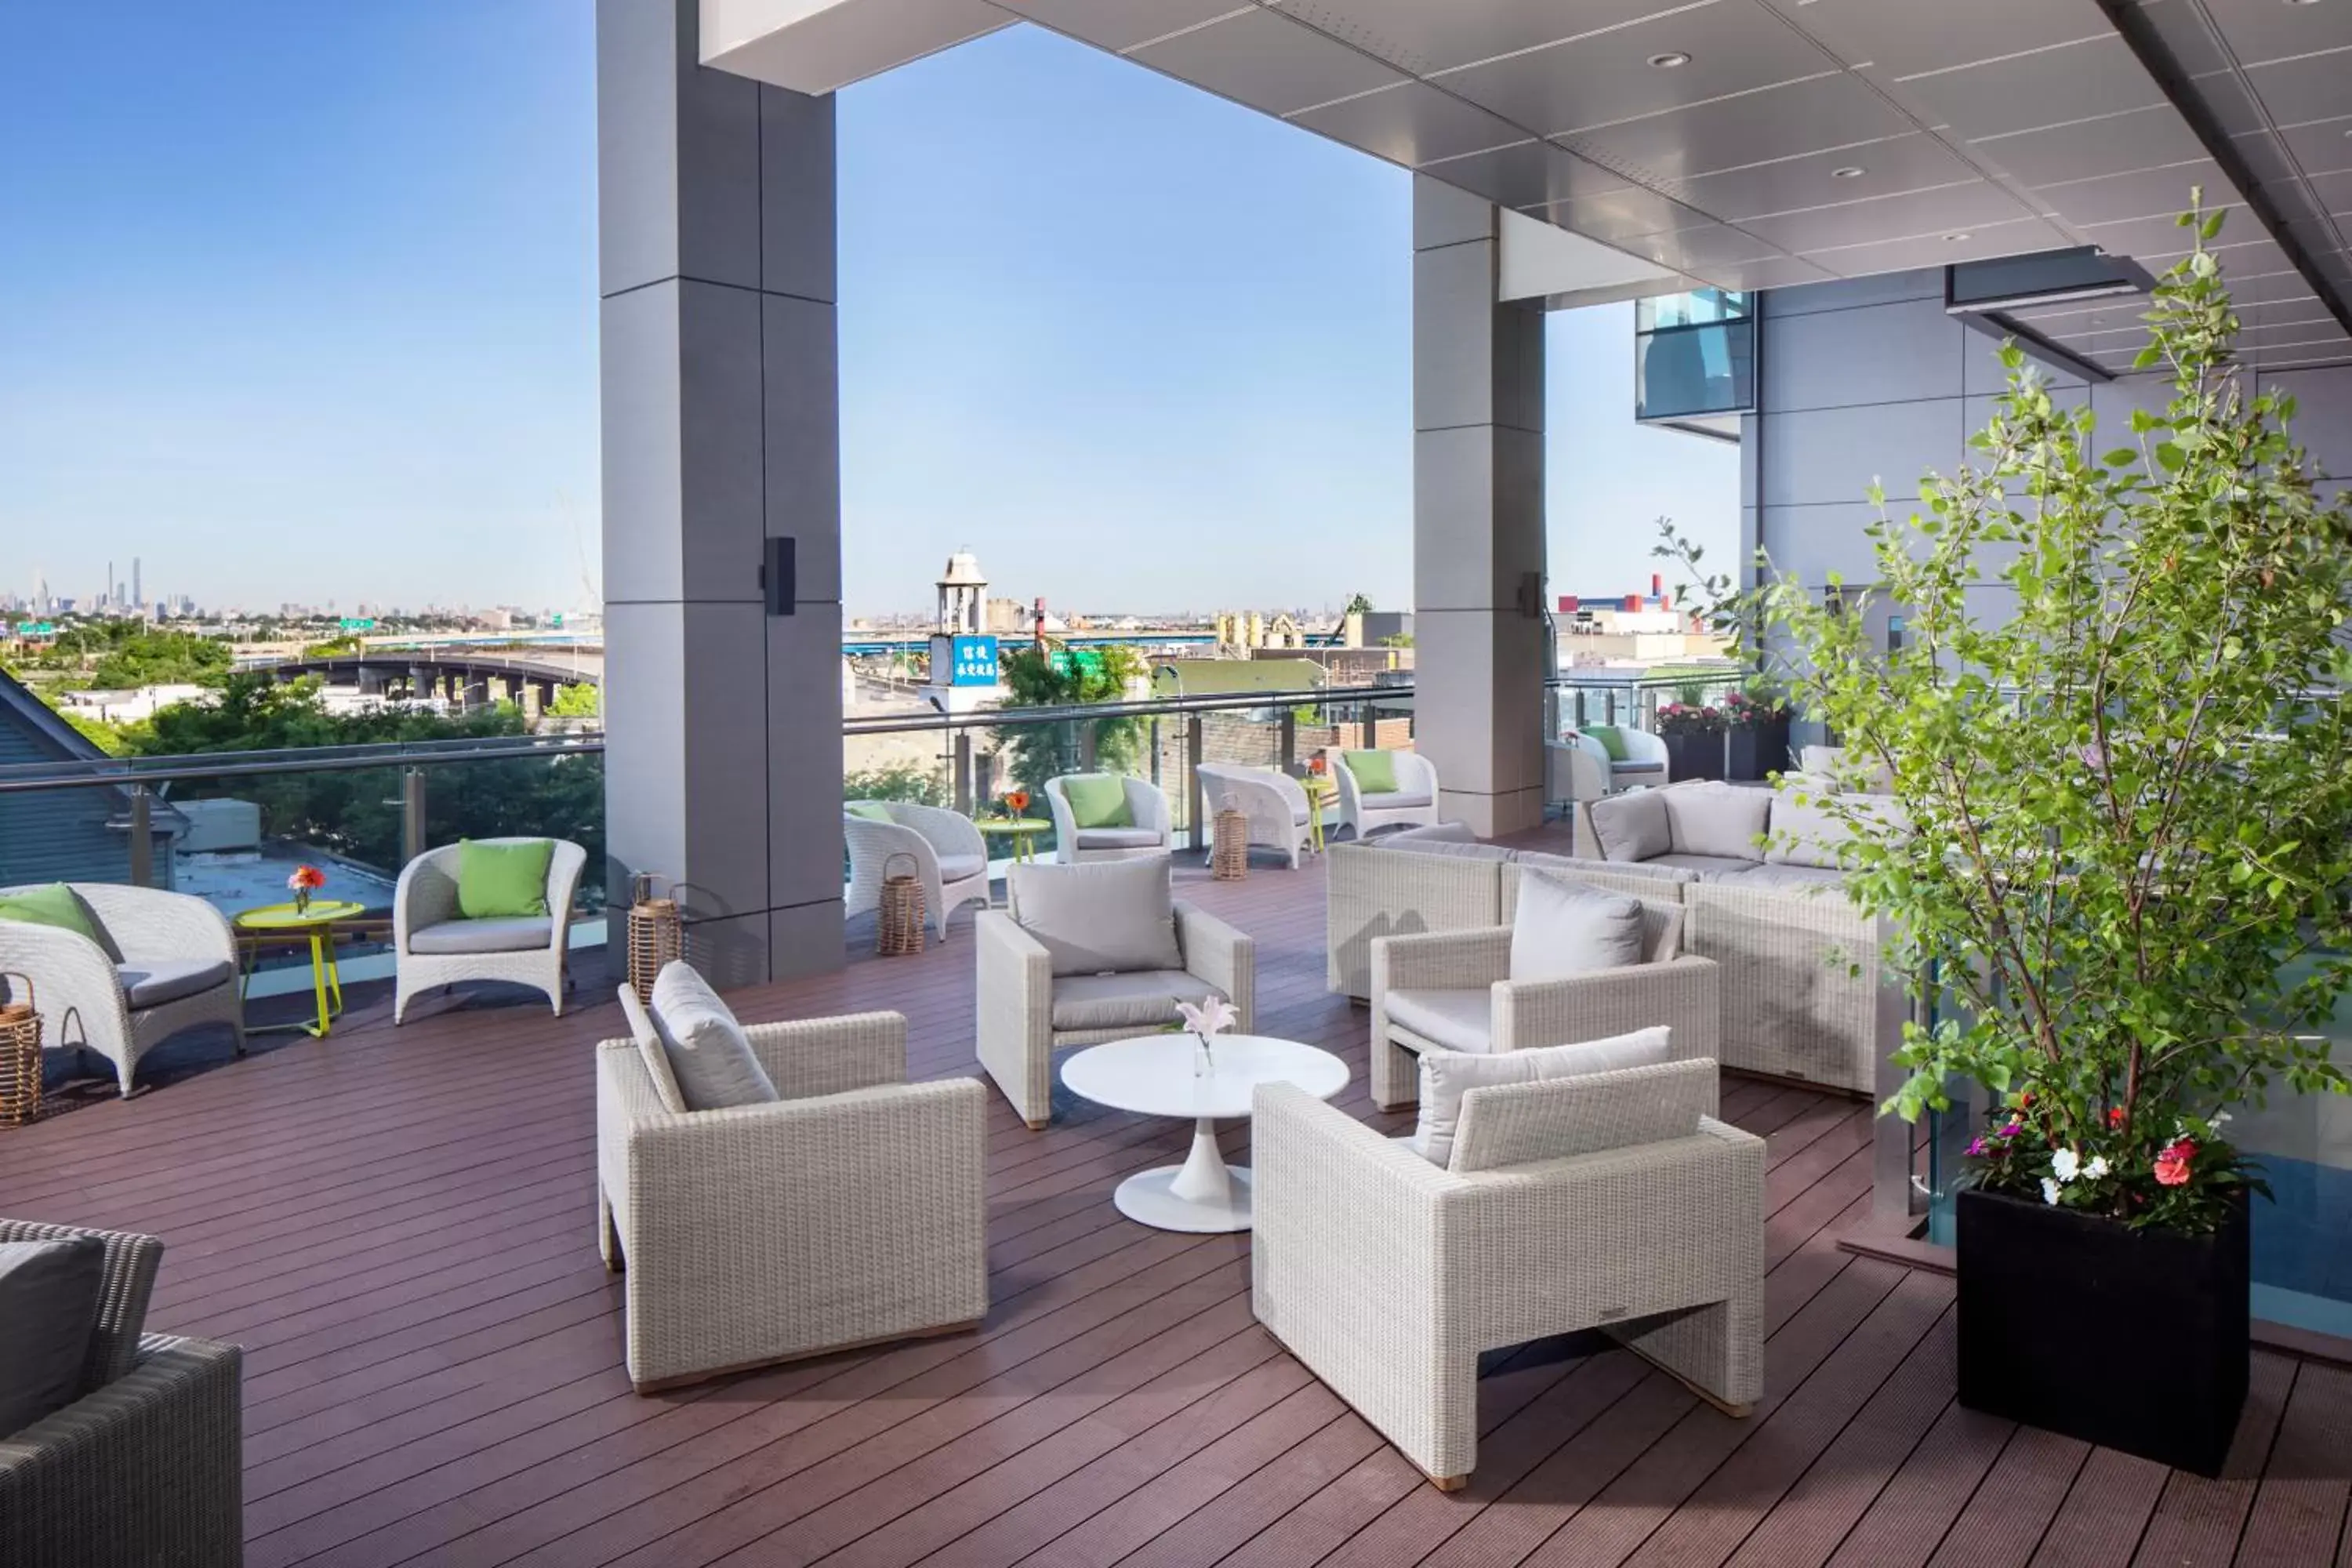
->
0;731;608;793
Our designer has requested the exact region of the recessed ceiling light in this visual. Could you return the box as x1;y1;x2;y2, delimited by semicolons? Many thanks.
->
1944;232;1973;241
2284;0;2321;9
1646;50;1692;68
1831;165;1867;179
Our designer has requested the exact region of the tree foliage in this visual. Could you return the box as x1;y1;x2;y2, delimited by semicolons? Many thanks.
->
994;642;1147;793
3;621;234;691
1658;201;2352;1230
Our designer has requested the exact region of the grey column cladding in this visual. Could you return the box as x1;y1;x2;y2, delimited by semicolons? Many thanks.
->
1411;177;1548;838
597;0;845;983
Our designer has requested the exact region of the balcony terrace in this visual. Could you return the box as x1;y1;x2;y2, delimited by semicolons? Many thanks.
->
5;836;2343;1568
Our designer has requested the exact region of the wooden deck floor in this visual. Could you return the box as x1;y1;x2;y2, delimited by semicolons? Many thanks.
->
4;845;2348;1567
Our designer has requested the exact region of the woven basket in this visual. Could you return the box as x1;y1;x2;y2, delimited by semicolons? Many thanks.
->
0;973;41;1129
627;880;684;1004
1211;799;1250;881
877;852;927;956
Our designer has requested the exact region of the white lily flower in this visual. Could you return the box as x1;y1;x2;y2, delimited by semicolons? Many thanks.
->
2050;1148;2081;1182
2083;1156;2110;1181
1175;996;1238;1039
2041;1178;2061;1206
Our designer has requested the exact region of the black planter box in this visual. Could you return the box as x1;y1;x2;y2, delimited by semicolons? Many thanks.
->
1957;1185;2249;1476
1726;719;1791;781
1663;731;1726;782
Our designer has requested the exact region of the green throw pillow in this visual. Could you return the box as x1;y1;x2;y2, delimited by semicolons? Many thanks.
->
1063;774;1133;829
1343;750;1398;794
457;839;554;920
0;883;103;946
845;801;894;823
1584;726;1631;762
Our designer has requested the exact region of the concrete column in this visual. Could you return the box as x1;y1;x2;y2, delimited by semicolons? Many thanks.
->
1411;177;1548;837
597;0;844;984
502;674;524;706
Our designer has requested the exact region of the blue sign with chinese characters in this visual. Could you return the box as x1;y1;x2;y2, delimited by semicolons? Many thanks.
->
949;635;1000;687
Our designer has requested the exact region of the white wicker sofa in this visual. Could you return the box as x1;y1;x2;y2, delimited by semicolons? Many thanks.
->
1326;800;1899;1094
975;856;1254;1129
844;801;992;939
596;994;987;1390
0;884;242;1098
1194;763;1316;870
1367;887;1721;1110
1043;774;1174;863
1252;1057;1764;1488
393;837;586;1023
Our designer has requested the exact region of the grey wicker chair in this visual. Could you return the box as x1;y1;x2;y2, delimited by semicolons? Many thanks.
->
0;884;244;1098
0;1218;244;1567
1251;1060;1764;1490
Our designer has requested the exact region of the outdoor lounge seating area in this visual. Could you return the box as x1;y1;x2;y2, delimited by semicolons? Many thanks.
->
1;826;2339;1566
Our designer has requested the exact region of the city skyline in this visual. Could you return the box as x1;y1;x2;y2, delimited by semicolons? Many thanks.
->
0;5;1737;619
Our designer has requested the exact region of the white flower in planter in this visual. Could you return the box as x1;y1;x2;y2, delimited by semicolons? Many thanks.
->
2084;1156;2110;1181
2050;1148;2082;1183
2041;1178;2062;1206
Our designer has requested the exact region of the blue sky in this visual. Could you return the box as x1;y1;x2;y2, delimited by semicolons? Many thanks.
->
0;5;1735;619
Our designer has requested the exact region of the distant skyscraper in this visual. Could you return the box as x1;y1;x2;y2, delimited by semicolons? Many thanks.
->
132;557;141;608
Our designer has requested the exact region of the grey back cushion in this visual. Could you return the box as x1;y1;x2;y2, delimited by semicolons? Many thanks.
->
0;1236;106;1438
1586;791;1671;862
648;962;779;1111
1509;872;1646;983
1661;782;1772;861
1410;1026;1673;1167
1008;857;1183;977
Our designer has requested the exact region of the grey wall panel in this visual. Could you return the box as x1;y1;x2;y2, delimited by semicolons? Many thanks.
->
1759;397;1968;507
1760;297;1969;412
1762;269;1944;319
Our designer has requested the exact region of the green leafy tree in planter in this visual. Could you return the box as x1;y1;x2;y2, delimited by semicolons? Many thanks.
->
1661;201;2352;1232
994;642;1146;793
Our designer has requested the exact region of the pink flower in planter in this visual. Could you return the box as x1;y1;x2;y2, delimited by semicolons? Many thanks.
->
2154;1140;2198;1188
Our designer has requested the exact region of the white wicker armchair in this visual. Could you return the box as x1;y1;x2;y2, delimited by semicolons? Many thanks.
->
1193;764;1315;870
1544;739;1610;811
1042;774;1174;863
1251;1059;1764;1489
392;838;586;1024
1367;897;1721;1110
0;884;242;1098
975;899;1255;1130
1565;727;1671;791
1331;750;1442;838
595;1003;988;1390
844;802;991;939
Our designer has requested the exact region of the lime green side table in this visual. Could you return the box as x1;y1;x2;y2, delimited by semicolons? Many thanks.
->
237;900;365;1038
1301;776;1338;854
977;816;1052;866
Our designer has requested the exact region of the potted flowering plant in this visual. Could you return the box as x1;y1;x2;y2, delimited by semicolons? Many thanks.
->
287;864;327;916
1721;686;1791;781
1653;699;1727;782
1657;202;2352;1475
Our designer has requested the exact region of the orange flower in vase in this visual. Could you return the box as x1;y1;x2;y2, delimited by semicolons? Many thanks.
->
288;864;327;916
1306;755;1327;776
1002;790;1030;819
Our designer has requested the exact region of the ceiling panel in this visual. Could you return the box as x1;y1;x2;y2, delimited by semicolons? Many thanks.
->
2186;0;2352;70
1892;34;2169;141
1283;78;1526;165
2271;114;2352;175
2225;129;2305;187
2037;161;2227;227
2074;205;2258;260
989;0;1246;54
1435;2;1836;140
1804;220;2076;278
1675;133;1987;222
1560;71;1921;186
2129;0;2236;78
2308;168;2352;214
1265;0;1696;79
1613;220;1788;270
1711;254;1838;290
1540;183;1716;242
1970;104;2211;188
1791;0;2114;82
1738;180;2039;251
1421;140;1631;211
1127;8;1406;115
2238;48;2352;129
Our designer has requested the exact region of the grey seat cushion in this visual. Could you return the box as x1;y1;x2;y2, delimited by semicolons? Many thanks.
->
1073;826;1164;850
1649;853;1759;880
1361;789;1435;810
1731;862;1850;891
114;956;233;1009
1384;988;1493;1053
648;961;779;1110
0;1235;106;1439
1009;857;1182;977
408;915;554;955
1610;760;1665;775
1051;971;1227;1033
936;852;986;883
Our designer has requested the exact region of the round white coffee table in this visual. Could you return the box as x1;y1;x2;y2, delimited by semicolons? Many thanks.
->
1061;1033;1349;1233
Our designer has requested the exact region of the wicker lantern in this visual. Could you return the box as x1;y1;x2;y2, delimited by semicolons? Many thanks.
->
877;852;927;956
1210;796;1250;881
626;873;684;1003
0;974;41;1128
